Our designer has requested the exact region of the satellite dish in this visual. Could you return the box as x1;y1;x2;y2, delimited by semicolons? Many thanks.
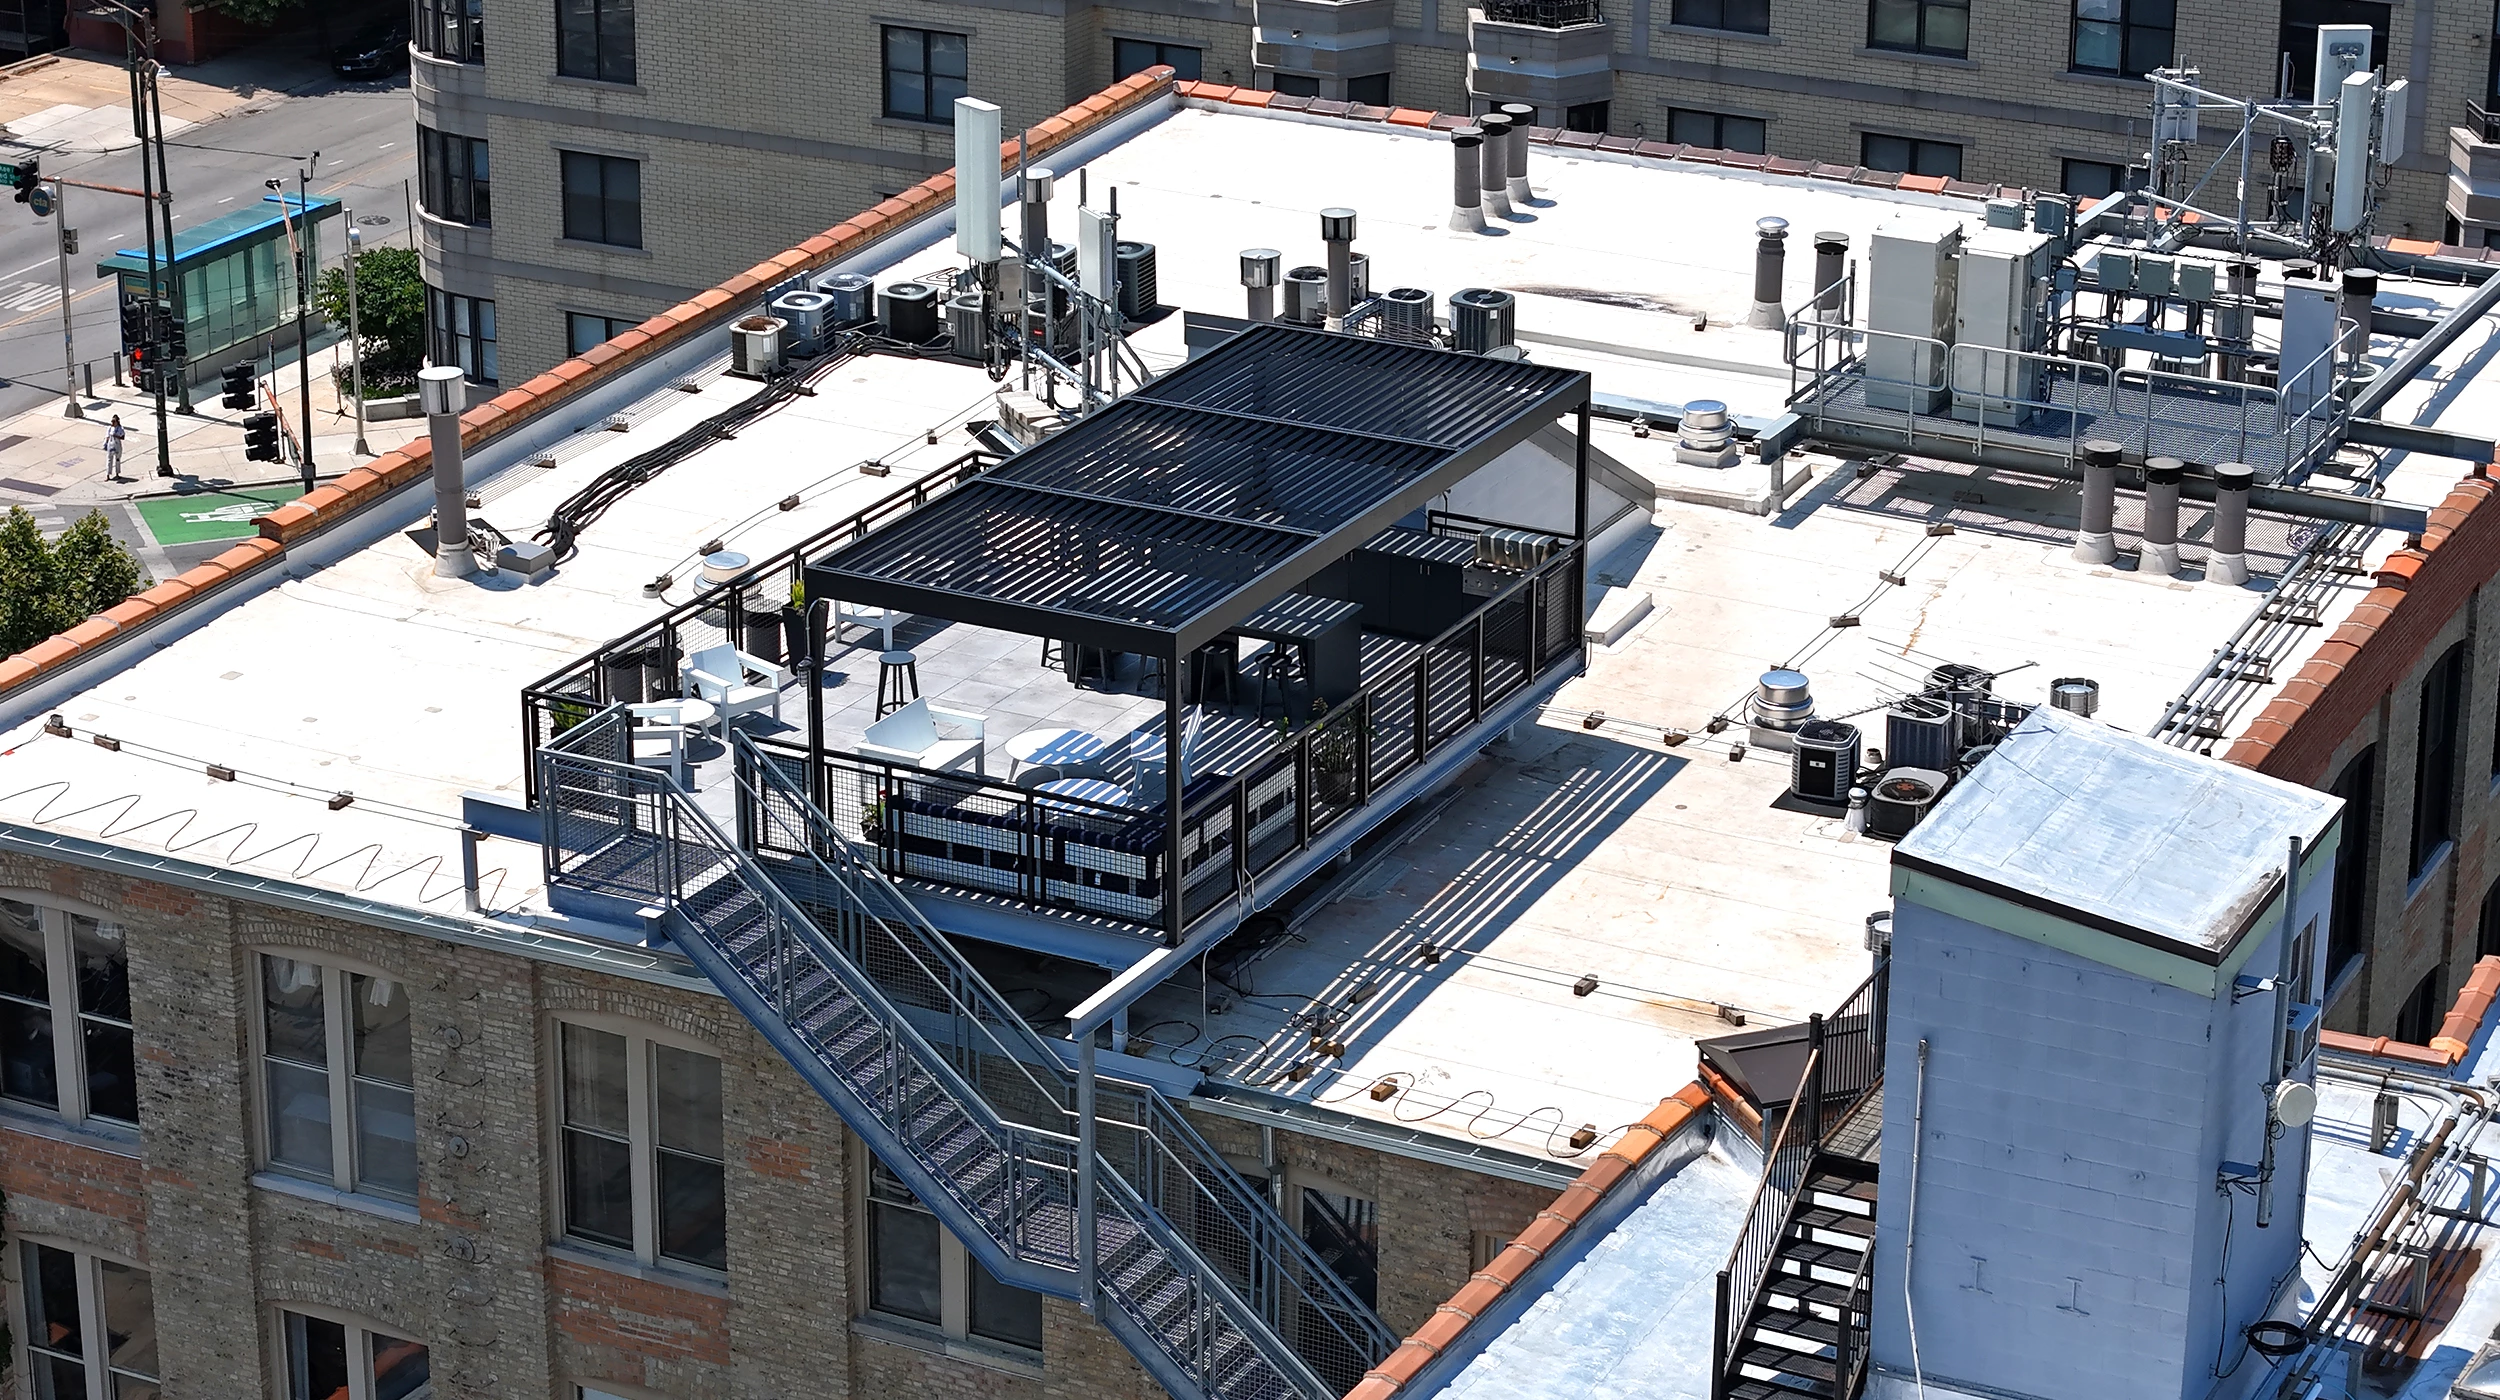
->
2274;1080;2319;1128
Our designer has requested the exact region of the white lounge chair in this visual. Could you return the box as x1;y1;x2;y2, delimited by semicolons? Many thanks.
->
682;644;788;723
858;698;988;774
627;704;691;787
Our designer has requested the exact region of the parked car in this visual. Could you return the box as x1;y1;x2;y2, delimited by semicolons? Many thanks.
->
330;21;411;79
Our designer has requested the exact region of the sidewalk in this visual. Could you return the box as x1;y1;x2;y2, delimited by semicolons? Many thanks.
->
0;43;342;155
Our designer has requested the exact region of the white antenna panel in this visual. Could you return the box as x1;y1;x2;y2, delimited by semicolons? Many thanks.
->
954;97;1002;264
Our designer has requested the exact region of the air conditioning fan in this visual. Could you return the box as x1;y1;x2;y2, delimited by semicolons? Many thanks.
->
1474;528;1556;571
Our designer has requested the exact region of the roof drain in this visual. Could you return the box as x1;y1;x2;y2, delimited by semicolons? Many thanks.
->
1450;127;1486;233
1479;110;1516;220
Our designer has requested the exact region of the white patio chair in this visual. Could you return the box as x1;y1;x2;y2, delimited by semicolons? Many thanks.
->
858;698;988;774
626;706;691;788
834;601;911;651
682;644;789;723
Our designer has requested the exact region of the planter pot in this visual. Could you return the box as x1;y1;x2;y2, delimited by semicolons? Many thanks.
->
782;606;809;665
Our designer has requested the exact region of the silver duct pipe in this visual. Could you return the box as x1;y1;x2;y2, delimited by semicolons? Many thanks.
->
1748;217;1789;330
1479;111;1515;219
2074;438;2120;564
1451;129;1485;232
1321;208;1357;322
1240;248;1280;323
1499;103;1536;204
2209;462;2254;585
2140;456;2184;577
421;365;472;578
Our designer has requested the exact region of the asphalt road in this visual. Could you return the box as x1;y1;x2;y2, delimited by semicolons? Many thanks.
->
0;65;416;422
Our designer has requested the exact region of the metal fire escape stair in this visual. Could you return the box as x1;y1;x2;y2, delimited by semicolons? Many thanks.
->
1725;1156;1879;1400
539;713;1394;1400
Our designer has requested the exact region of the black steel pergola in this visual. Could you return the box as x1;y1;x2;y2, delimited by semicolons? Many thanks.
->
803;323;1594;942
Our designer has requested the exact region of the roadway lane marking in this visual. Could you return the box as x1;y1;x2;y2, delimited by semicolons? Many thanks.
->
0;282;60;313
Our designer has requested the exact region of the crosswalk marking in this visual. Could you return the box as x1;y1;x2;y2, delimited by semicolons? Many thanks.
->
0;280;59;313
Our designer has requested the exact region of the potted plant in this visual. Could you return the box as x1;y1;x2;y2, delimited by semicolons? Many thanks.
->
783;578;810;666
1308;699;1367;807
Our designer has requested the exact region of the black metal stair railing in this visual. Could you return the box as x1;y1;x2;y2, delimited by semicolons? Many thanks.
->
537;710;1383;1400
733;729;1397;1388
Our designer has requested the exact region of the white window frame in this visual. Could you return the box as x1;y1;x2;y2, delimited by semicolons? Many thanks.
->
10;1238;159;1400
0;891;136;1130
247;949;418;1203
856;1145;1045;1356
547;1013;728;1275
270;1304;428;1400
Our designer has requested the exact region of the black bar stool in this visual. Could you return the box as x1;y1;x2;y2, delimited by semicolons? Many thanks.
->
876;650;920;717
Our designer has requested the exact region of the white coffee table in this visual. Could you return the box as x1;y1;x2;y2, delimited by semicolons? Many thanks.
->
631;697;718;733
1003;726;1106;777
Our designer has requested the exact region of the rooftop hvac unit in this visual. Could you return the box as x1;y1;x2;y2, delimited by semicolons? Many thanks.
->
1379;287;1435;334
1283;265;1329;325
1866;767;1947;839
1474;527;1554;571
879;282;941;344
729;315;785;379
813;271;875;327
1884;697;1955;772
947;291;988;363
771;290;832;357
1450;288;1517;354
1790;720;1861;806
1114;240;1158;320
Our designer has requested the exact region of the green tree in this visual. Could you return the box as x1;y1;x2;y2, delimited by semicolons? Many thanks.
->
0;508;150;656
315;244;425;391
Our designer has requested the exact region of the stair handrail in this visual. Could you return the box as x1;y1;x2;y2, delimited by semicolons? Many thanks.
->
1835;1237;1875;1399
732;730;1398;1369
545;738;1335;1400
1715;1045;1824;1392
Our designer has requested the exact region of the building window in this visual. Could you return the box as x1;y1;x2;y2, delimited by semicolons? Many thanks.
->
1564;101;1609;133
2477;873;2500;961
427;287;497;386
559;1022;726;1271
1346;73;1393;105
2280;0;2388;101
559;151;642;249
2327;745;2374;984
1669;108;1768;154
882;26;967;123
567;312;634;357
417;127;490;227
865;1159;1045;1350
0;898;135;1127
2395;965;2445;1044
1673;0;1771;34
555;0;634;84
1299;1185;1380;1310
1870;0;1968;56
2072;0;2174;77
1271;72;1322;97
17;1243;158;1400
413;0;483;62
256;954;416;1201
2061;158;2132;200
281;1311;430;1400
2411;643;2466;875
1112;37;1202;81
1861;132;1963;178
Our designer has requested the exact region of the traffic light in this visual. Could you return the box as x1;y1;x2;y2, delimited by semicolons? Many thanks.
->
7;158;38;202
164;316;186;362
118;297;145;352
243;412;280;463
220;363;255;409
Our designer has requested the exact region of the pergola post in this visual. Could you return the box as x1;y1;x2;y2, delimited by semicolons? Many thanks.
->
1163;641;1187;948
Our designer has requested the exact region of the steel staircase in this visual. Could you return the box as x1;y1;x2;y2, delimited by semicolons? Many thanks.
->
537;710;1393;1400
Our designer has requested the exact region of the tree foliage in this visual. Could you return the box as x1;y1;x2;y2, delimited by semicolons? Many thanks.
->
316;244;426;386
206;0;308;23
0;508;149;656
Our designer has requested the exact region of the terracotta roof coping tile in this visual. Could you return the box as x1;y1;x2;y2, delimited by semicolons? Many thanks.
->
58;618;118;648
0;658;36;692
1899;173;1950;193
1408;1309;1473;1354
17;636;78;670
97;599;154;630
1232;88;1277;108
1388;106;1435;127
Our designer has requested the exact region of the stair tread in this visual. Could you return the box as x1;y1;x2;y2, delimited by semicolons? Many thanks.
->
1751;1311;1840;1345
1741;1342;1838;1383
1765;1275;1855;1309
1792;1207;1876;1239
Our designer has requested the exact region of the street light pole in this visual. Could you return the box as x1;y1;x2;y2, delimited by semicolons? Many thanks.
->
145;49;189;415
118;26;169;477
268;158;319;480
52;180;77;421
345;215;368;456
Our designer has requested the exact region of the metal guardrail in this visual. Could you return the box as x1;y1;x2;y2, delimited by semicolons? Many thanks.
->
538;709;1354;1400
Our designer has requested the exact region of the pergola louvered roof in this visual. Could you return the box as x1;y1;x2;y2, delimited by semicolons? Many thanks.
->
806;324;1592;656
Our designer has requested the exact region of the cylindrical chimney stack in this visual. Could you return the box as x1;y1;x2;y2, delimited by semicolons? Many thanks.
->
2340;267;2377;363
1019;168;1054;265
1499;103;1536;204
2140;456;2184;577
1321;208;1357;322
1813;232;1849;317
1749;217;1790;330
1451;129;1485;232
2218;260;2260;381
1241;248;1280;323
2074;439;2120;565
1479;112;1515;219
421;366;473;578
2208;462;2254;586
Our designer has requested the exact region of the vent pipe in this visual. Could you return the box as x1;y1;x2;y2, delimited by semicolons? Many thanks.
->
1019;167;1054;269
1499;103;1536;204
2208;462;2254;585
1813;231;1849;317
1479;112;1515;219
1451;129;1485;232
2140;456;2184;577
2339;267;2377;362
421;365;473;579
2217;260;2259;381
2074;438;2120;564
1748;217;1789;330
1240;249;1281;323
1321;208;1357;322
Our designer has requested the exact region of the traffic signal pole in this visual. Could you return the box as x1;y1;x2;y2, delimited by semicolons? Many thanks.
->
146;57;190;415
52;180;75;421
123;33;169;477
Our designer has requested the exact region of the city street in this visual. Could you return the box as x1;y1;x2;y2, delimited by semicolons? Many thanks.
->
0;46;416;578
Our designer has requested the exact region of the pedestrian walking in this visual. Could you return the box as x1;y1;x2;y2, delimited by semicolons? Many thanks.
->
102;416;125;482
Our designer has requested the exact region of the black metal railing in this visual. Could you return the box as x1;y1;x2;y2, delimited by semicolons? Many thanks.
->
752;542;1583;938
518;449;993;801
1483;0;1603;25
2470;100;2500;145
